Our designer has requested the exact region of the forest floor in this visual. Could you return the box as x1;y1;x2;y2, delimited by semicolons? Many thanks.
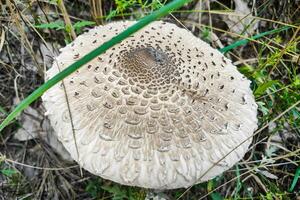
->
0;0;299;199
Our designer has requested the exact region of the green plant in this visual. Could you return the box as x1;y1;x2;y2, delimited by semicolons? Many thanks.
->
85;178;103;198
106;0;165;19
35;20;96;34
0;168;18;177
101;184;146;200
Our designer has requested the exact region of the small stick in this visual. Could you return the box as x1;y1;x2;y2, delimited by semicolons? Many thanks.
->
57;0;76;40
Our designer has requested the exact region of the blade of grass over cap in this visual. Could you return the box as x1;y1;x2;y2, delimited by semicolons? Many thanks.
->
0;0;191;132
220;26;290;53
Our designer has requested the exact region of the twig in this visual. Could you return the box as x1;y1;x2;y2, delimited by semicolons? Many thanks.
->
57;0;76;40
3;155;78;171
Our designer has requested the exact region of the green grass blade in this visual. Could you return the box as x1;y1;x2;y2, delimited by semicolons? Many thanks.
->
0;0;190;133
234;165;242;199
219;26;291;53
289;166;300;192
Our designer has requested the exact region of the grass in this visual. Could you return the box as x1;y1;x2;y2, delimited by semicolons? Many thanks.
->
0;0;299;199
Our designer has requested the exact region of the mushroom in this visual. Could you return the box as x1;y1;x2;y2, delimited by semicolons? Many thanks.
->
42;21;258;189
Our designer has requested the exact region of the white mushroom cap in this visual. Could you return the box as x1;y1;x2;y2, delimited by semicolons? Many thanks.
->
42;21;258;189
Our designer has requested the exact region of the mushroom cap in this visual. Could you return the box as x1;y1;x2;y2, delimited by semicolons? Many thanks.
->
42;21;258;189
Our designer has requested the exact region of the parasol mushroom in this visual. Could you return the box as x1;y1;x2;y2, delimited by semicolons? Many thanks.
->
42;21;258;189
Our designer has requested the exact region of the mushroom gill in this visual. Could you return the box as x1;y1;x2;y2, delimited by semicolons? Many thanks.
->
42;21;258;189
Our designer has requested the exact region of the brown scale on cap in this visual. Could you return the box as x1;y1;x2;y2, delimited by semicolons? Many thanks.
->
42;21;258;189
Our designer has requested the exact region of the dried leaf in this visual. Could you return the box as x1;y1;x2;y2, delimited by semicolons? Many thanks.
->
256;169;278;179
223;0;258;36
